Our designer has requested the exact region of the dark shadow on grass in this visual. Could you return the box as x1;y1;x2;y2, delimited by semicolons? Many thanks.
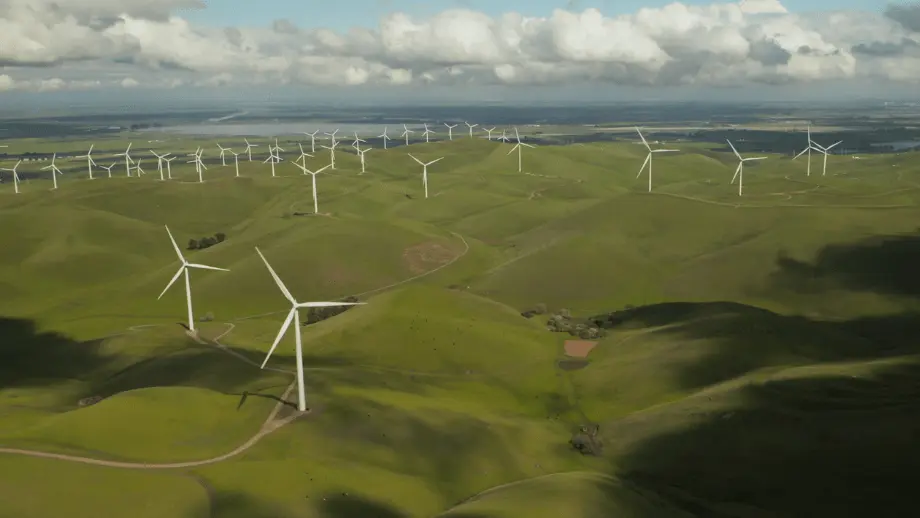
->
0;316;111;390
602;233;920;516
318;493;407;518
233;389;297;410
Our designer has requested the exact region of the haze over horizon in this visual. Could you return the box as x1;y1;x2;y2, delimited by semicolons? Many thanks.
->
2;0;920;107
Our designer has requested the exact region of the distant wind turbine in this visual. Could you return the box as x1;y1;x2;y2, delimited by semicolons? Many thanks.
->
0;159;21;194
635;127;678;192
230;150;241;177
40;153;63;189
255;247;366;412
421;123;434;143
357;147;372;174
408;153;443;199
115;143;135;177
158;225;229;334
507;127;535;173
216;143;230;166
727;139;767;196
401;124;414;146
377;126;391;150
303;130;320;153
292;162;332;213
101;162;116;178
464;121;478;138
484;127;496;140
243;138;258;161
75;144;98;180
443;123;457;140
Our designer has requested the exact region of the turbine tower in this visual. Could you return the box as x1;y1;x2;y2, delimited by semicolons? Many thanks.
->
230;150;241;177
401;124;415;146
295;143;313;167
507;127;535;173
464;121;478;138
484;127;496;140
263;146;282;177
40;153;63;189
243;138;258;161
408;153;443;199
727;139;767;197
792;125;821;176
635;127;679;192
351;131;366;151
157;225;229;334
255;247;365;412
303;130;320;153
164;157;176;179
444;123;458;140
75;144;98;180
421;123;434;143
101;162;116;178
320;139;339;170
187;148;207;183
150;150;169;181
216;143;230;166
0;159;21;194
292;162;332;214
357;147;372;174
115;143;135;177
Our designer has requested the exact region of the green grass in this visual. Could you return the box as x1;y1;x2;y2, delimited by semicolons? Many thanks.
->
2;133;920;517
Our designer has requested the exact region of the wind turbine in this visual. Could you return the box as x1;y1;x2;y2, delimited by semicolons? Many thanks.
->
464;121;478;138
444;123;457;140
792;125;821;176
357;147;372;174
255;247;366;412
484;127;496;140
352;131;366;151
187;148;207;183
421;123;434;143
401;124;414;146
230;150;241;177
303;130;320;154
101;162;116;178
408;153;443;199
164;157;176;179
41;153;63;189
635;127;679;192
0;159;21;194
292;161;332;214
135;159;146;176
75;144;98;180
157;225;229;334
377;126;391;150
499;130;510;143
115;143;135;177
243;138;258;161
216;143;230;166
320;139;339;170
295;143;313;166
727;139;767;196
150;150;169;181
507;127;535;173
263;146;282;177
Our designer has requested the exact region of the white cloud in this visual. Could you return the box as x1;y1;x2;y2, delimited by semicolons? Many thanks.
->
1;1;919;91
121;77;139;87
0;74;15;91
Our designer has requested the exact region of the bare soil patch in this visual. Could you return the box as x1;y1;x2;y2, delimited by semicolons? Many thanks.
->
403;241;458;275
564;340;598;358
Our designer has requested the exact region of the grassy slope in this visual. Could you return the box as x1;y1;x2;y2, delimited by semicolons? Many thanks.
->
2;134;920;517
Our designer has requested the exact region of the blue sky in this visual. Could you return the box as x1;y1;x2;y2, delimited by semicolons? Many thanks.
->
182;0;890;30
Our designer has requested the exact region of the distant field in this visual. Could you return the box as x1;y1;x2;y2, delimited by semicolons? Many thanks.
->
1;133;919;517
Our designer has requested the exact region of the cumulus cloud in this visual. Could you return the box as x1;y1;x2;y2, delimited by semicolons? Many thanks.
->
1;0;920;91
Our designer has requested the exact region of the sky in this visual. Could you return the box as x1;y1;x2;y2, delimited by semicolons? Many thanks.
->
1;0;919;105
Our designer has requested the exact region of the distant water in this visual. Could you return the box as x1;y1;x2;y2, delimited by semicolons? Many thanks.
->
143;122;427;137
869;140;920;151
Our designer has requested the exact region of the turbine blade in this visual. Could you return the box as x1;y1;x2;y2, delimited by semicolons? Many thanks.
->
261;308;296;368
428;157;444;164
164;225;185;262
726;139;742;160
408;153;423;165
793;147;809;159
297;301;367;308
187;263;230;272
635;127;651;150
255;247;297;304
637;153;650;178
730;162;742;184
158;266;185;300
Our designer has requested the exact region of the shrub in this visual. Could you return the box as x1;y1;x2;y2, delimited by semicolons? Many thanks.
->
187;239;198;250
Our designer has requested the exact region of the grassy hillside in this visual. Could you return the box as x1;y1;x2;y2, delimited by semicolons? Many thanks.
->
2;132;920;517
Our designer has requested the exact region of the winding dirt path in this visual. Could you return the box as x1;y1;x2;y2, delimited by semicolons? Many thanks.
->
0;232;470;469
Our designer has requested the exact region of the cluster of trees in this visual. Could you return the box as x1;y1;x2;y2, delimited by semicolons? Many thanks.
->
522;304;607;340
304;296;360;325
187;232;227;250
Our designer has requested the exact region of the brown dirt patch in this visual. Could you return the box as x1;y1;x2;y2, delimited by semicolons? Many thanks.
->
403;241;457;275
564;340;598;358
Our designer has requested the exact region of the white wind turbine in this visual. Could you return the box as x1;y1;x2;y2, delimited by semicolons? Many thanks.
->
158;225;229;334
255;247;366;412
484;127;496;140
357;147;372;174
499;130;511;143
164;156;176;179
727;139;767;196
421;123;434;143
408;153;443;199
216;143;230;166
115;143;135;177
303;130;320;153
75;144;98;180
187;148;207;183
635;127;679;192
101;162;116;178
41;153;63;189
444;123;457;140
792;125;821;176
243;138;258;161
150;150;169;181
320;139;339;170
813;140;842;176
401;124;415;146
507;127;535;173
352;131;366;150
377;126;392;150
0;159;21;194
295;143;313;167
230;150;241;177
135;159;146;176
292;161;332;214
465;121;478;138
263;146;282;177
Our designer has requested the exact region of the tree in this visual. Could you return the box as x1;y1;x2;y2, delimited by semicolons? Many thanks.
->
215;232;226;243
187;239;198;250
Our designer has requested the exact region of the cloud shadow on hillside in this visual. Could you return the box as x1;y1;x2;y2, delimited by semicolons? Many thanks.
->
192;489;417;518
0;316;111;390
597;232;920;516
